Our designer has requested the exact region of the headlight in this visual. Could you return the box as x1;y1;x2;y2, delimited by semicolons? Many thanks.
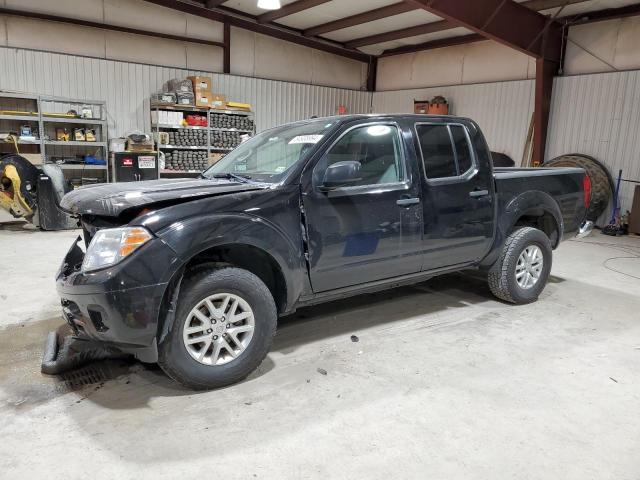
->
82;226;153;273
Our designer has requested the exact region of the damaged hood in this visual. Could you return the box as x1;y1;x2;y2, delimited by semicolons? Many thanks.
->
60;178;267;217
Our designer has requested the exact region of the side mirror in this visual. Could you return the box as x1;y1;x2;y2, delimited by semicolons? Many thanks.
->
320;161;362;190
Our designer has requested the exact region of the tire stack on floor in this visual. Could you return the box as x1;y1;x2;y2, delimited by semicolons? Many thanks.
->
164;150;208;172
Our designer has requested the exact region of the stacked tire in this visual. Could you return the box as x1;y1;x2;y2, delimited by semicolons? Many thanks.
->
167;129;207;147
212;131;242;150
164;150;208;171
210;113;254;131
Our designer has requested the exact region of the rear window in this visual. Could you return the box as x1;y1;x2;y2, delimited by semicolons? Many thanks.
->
450;125;472;173
415;124;474;180
415;124;457;178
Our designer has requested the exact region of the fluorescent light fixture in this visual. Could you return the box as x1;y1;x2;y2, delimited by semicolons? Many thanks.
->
367;125;391;136
257;0;281;10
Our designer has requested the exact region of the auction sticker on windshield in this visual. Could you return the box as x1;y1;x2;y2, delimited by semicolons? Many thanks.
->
289;135;323;144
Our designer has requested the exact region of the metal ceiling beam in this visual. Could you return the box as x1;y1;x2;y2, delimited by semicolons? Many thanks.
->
0;6;225;47
379;0;640;57
402;0;563;61
142;0;370;62
345;0;585;51
346;19;452;49
380;33;485;57
205;0;227;7
257;0;331;24
566;2;640;25
303;2;416;37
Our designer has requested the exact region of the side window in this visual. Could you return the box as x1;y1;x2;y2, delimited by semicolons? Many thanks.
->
415;124;457;178
416;124;474;180
319;124;405;187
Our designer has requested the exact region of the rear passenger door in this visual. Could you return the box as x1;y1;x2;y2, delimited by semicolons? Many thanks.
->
414;122;494;271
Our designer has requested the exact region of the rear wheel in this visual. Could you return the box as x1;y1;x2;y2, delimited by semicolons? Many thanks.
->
488;227;552;304
158;267;277;390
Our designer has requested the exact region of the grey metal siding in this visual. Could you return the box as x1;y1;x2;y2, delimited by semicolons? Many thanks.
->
0;47;372;139
372;79;535;164
547;70;640;217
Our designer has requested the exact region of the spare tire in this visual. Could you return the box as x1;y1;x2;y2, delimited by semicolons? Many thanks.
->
491;151;515;167
543;154;613;221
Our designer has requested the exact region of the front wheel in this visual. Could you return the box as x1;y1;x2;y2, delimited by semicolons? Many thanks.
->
158;267;277;390
488;227;552;304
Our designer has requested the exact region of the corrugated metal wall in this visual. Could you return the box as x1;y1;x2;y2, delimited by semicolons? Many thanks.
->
547;70;640;216
2;46;638;217
0;47;372;138
373;79;535;162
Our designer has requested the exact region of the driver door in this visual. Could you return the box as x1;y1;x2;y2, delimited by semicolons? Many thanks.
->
302;122;423;293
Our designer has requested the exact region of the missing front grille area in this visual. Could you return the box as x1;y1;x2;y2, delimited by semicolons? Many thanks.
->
60;361;130;390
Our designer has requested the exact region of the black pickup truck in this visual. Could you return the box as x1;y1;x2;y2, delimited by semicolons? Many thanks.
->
56;114;592;389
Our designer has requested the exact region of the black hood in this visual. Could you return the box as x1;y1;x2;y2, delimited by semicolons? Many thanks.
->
60;178;267;217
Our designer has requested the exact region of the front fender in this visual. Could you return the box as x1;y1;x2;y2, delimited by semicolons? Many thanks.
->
149;212;306;312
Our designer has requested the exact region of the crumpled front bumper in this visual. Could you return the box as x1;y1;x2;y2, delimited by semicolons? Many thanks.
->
55;235;182;361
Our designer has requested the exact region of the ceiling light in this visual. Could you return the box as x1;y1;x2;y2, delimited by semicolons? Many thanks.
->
367;125;391;136
257;0;281;10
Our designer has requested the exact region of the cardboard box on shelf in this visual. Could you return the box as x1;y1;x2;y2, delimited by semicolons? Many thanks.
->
188;76;212;94
195;92;214;108
126;137;154;152
210;94;226;109
414;101;429;114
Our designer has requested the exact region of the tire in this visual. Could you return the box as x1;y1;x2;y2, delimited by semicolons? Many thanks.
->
158;267;277;390
543;154;613;221
488;227;552;304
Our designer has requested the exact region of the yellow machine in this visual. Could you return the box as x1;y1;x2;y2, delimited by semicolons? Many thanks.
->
0;153;76;230
1;134;36;219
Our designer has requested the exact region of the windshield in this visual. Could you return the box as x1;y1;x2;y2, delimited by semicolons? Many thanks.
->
202;119;337;183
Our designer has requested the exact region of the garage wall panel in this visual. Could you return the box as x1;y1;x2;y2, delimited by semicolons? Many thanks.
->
0;46;371;139
373;79;535;162
547;70;640;216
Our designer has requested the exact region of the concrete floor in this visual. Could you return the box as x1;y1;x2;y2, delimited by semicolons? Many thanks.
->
0;226;639;479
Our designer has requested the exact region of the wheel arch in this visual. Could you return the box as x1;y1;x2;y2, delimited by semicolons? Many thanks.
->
154;212;306;345
501;191;564;249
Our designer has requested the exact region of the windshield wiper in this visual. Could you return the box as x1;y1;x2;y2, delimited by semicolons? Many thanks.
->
208;172;253;183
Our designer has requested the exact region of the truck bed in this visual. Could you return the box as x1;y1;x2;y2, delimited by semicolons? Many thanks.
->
493;166;586;241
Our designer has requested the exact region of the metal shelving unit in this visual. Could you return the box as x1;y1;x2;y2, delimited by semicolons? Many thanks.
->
151;103;255;177
0;91;109;182
159;144;208;150
40;95;108;182
0;92;41;162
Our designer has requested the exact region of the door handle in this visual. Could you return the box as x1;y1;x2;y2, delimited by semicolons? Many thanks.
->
469;189;489;198
396;197;420;206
